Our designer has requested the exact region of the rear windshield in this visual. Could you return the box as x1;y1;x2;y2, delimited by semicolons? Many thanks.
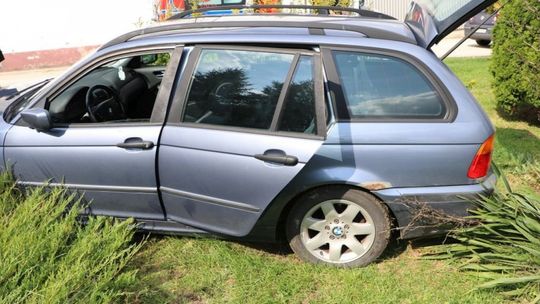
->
415;0;481;21
332;51;446;119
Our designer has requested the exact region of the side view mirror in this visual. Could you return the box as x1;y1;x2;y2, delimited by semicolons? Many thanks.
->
20;108;52;132
140;54;157;65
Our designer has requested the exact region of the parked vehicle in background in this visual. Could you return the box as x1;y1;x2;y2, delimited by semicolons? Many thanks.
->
464;10;497;46
1;0;498;268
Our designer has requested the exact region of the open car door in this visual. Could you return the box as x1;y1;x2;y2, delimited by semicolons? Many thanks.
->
405;0;498;49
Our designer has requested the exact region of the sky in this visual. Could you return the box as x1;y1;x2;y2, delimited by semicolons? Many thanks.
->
0;0;155;53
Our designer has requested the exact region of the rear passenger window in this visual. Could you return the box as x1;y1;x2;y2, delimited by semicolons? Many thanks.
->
332;51;446;119
183;49;294;130
278;56;316;134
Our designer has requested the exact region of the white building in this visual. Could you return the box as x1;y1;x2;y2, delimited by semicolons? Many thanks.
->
281;0;412;21
361;0;411;21
0;0;154;53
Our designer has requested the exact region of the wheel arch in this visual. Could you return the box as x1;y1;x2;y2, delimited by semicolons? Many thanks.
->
250;181;398;243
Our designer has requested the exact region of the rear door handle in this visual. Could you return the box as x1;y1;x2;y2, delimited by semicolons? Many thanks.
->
117;138;154;150
255;150;298;166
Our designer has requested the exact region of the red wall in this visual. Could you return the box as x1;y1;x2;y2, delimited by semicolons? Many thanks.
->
0;46;98;72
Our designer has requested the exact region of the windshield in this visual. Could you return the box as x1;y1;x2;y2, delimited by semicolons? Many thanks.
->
3;79;51;122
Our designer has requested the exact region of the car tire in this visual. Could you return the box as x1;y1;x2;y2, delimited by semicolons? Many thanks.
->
476;39;491;46
286;187;392;268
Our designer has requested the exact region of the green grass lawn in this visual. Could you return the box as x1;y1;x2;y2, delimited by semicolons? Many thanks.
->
124;57;539;304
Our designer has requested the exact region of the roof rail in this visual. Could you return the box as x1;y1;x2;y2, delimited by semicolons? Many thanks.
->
169;4;395;21
99;10;411;51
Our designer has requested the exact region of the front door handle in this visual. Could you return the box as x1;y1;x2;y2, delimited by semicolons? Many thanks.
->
117;138;154;150
255;149;299;166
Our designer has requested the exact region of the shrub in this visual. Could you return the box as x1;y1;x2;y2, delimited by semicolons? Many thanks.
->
0;173;144;303
431;168;540;302
491;0;540;125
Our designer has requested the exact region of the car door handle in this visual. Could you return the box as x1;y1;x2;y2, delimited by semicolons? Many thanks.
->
255;150;299;166
117;139;154;150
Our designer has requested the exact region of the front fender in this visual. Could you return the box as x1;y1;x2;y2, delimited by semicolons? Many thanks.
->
0;119;12;172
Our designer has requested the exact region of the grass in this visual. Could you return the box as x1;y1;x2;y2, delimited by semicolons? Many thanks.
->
125;238;505;303
0;173;144;304
429;181;540;302
122;57;539;303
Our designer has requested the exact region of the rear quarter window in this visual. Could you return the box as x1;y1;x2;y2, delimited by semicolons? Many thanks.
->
332;51;446;120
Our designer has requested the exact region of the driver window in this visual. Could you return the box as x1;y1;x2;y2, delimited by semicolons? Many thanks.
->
47;51;172;124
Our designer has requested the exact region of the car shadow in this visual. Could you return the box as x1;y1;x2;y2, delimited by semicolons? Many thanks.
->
234;240;294;255
234;234;458;262
470;43;492;49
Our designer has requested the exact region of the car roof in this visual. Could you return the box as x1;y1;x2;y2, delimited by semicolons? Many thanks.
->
101;15;418;50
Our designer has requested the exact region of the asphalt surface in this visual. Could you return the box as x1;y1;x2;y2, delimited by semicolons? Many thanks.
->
0;66;67;90
432;37;492;58
0;37;492;91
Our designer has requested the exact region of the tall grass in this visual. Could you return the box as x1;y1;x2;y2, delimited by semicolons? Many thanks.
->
432;167;540;303
0;173;144;304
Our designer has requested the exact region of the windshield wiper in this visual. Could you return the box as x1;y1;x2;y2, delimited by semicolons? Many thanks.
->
6;78;53;101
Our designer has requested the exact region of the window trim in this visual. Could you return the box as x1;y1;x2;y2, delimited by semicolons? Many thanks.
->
15;45;181;128
321;46;458;123
269;54;300;131
167;44;326;139
273;54;322;135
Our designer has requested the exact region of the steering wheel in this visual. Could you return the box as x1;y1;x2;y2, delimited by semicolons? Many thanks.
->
210;81;234;105
85;85;126;122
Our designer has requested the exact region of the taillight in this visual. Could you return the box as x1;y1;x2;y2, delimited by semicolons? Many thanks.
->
468;134;495;179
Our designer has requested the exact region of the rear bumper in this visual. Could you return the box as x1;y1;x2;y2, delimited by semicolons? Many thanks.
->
464;26;493;41
374;174;497;239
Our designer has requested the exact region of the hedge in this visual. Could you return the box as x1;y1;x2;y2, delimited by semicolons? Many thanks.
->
491;0;540;125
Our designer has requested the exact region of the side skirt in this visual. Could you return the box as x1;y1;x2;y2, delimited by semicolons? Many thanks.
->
77;216;278;242
136;218;210;236
77;215;209;236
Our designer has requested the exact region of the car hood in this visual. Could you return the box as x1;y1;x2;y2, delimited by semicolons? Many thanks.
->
0;93;20;120
0;95;15;113
0;78;52;120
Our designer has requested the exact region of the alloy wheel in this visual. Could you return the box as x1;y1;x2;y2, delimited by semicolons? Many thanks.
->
299;199;376;264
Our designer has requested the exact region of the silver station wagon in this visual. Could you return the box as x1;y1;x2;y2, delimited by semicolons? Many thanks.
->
0;0;497;267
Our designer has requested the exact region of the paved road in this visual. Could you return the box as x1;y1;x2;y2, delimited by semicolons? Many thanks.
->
0;66;68;90
0;37;491;91
432;37;492;58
